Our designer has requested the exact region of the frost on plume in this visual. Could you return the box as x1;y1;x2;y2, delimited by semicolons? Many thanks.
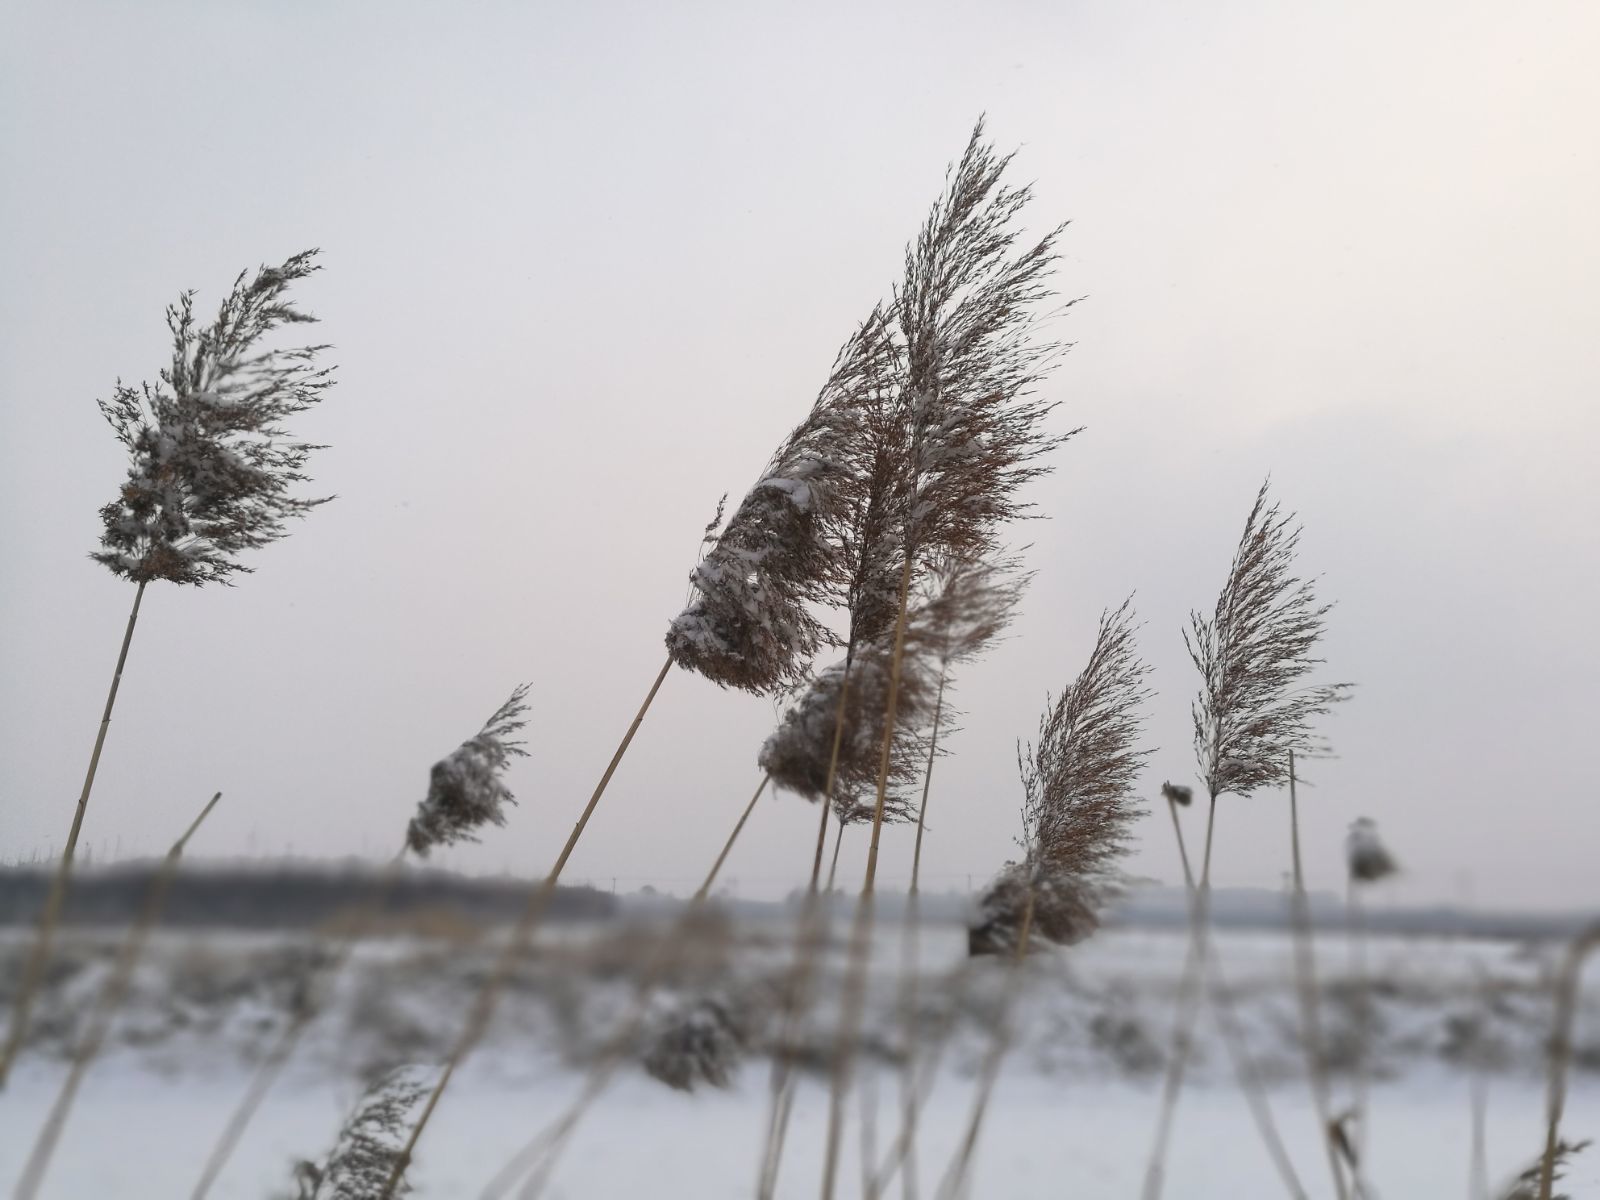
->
971;601;1151;956
93;250;334;587
641;996;748;1092
665;317;893;696
282;1064;427;1200
406;685;530;857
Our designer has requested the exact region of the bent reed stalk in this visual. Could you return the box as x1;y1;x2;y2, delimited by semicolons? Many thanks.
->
0;580;146;1089
1537;922;1600;1200
1163;791;1307;1199
14;791;222;1199
378;655;672;1200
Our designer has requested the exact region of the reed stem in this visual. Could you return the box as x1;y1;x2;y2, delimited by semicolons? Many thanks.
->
14;789;220;1198
1286;752;1350;1200
1;580;146;1088
1537;922;1600;1200
190;842;411;1199
379;654;671;1200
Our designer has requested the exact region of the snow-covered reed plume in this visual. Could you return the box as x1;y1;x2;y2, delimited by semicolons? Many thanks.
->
666;311;897;695
282;1066;429;1200
969;599;1150;956
1147;481;1349;1200
642;997;749;1093
0;251;334;1091
1185;480;1350;805
757;631;935;824
94;250;334;585
406;685;531;856
1501;1138;1590;1200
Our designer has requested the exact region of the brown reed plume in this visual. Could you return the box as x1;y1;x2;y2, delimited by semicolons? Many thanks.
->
12;792;223;1199
278;1065;429;1200
936;601;1148;1198
0;252;334;1090
1143;478;1350;1200
823;117;1073;1200
667;308;899;696
190;687;529;1200
969;598;1150;956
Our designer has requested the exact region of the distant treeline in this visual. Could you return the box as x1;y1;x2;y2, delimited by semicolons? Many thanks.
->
0;861;616;930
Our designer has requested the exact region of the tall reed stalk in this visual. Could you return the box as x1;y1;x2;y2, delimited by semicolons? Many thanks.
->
0;581;146;1088
474;775;771;1200
377;661;669;1199
1286;753;1350;1200
1161;787;1307;1199
191;684;530;1198
2;252;334;1089
1536;922;1600;1200
14;791;223;1198
1142;479;1348;1199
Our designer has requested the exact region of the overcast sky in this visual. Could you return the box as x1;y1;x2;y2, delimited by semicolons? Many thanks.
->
2;1;1597;910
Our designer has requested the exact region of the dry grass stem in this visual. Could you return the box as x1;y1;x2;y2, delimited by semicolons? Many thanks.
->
377;656;672;1199
1536;923;1600;1200
1145;479;1349;1200
13;792;223;1199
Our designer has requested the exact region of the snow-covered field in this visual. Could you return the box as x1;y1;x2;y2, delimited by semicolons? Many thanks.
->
1;918;1595;1197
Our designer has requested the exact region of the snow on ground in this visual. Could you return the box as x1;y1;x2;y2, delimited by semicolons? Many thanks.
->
0;920;1595;1197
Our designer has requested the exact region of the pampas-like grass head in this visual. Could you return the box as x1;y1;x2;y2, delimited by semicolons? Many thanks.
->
641;997;748;1092
282;1065;428;1199
666;313;896;695
1185;480;1351;801
756;634;936;820
405;685;530;857
970;600;1151;955
892;119;1076;567
94;250;334;586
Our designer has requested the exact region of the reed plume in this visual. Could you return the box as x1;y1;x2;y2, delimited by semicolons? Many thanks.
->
13;792;223;1200
641;996;750;1092
969;598;1150;956
0;251;334;1090
406;685;532;855
666;309;898;695
1144;478;1350;1200
857;117;1073;884
280;1066;429;1200
821;117;1072;1200
190;686;528;1200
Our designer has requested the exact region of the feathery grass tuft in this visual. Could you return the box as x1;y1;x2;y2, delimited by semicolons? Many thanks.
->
94;250;334;586
281;1066;429;1200
406;685;531;856
1185;480;1350;802
970;599;1150;955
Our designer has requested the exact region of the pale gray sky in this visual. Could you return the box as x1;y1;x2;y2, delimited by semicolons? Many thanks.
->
3;1;1597;909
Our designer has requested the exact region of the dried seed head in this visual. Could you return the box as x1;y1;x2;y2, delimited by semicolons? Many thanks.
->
93;251;334;587
666;314;891;695
405;685;530;857
1345;817;1398;884
971;600;1151;956
286;1064;428;1199
1186;480;1351;801
641;997;747;1092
